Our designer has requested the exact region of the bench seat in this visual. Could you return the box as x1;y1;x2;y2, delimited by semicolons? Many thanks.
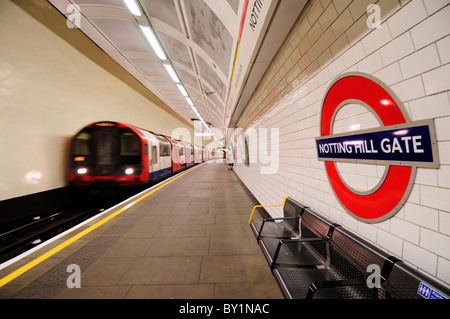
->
249;197;305;240
249;196;450;299
272;226;396;299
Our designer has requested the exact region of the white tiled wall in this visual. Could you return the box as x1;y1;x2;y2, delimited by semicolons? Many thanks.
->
234;0;450;285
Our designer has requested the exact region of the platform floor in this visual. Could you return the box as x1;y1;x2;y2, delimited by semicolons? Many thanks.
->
0;163;282;299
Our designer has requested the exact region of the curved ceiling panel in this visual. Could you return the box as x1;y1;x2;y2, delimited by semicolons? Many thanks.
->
156;31;193;71
73;0;123;6
50;0;305;135
141;0;182;32
91;18;151;53
183;0;233;78
177;69;200;91
196;55;226;103
129;59;166;77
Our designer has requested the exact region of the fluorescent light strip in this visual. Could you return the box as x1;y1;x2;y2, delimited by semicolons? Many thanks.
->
123;0;142;16
177;84;188;96
185;97;194;106
164;63;180;83
139;25;166;60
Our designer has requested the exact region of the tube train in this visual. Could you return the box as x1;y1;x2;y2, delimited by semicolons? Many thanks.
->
68;121;222;187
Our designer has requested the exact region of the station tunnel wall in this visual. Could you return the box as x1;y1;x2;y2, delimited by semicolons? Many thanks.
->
0;0;195;203
232;0;450;285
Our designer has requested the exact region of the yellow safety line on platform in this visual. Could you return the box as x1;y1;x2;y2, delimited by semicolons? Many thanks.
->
0;163;204;288
248;196;290;225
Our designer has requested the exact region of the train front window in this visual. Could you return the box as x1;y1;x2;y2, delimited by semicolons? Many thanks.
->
120;129;141;164
74;130;91;155
97;129;115;166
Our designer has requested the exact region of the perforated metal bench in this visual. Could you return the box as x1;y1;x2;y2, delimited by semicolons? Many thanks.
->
385;260;450;299
249;196;450;299
248;196;305;240
258;208;338;270
272;226;397;299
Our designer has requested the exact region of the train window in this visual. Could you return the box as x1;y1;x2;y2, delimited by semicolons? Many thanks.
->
120;129;141;164
160;144;170;156
155;136;171;157
152;146;157;164
74;130;91;155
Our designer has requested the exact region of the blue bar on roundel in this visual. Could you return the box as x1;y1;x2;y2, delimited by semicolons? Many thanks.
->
316;125;434;164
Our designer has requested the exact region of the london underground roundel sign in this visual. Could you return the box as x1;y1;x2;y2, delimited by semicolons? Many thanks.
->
316;73;439;223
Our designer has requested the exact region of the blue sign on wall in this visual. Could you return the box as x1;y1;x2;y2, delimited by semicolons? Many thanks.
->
316;120;439;168
418;282;448;299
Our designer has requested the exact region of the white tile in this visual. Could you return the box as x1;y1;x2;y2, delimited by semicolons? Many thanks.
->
327;56;346;78
399;44;441;79
331;7;353;38
438;165;450;188
409;92;450;121
438;141;450;165
357;223;378;246
377;0;402;22
423;63;450;95
423;0;450;15
437;257;450;284
420;184;450;211
439;210;450;236
343;41;366;68
332;0;352;15
379;32;415;66
404;202;439;231
421;227;450;259
391;217;420;244
408;184;421;204
403;242;438;275
307;41;322;62
373;62;403;85
307;0;324;26
435;116;450;141
357;50;383;74
307;21;323;46
415;168;438;186
387;0;428;38
377;229;403;256
437;35;450;64
318;27;336;52
346;15;370;46
329;33;349;57
356;163;378;177
348;0;378;21
410;4;450;49
391;76;425;102
362;22;392;54
318;2;338;31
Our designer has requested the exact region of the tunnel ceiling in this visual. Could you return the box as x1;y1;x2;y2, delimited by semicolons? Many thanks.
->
49;0;306;133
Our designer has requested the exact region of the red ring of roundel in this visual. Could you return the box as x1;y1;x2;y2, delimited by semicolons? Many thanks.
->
320;75;413;221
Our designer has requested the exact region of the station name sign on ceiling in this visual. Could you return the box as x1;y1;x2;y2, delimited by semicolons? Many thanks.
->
316;73;439;223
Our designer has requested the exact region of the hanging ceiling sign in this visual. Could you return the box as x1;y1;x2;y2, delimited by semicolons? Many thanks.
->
316;73;439;223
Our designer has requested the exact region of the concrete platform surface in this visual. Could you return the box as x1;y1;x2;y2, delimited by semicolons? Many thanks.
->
0;163;282;299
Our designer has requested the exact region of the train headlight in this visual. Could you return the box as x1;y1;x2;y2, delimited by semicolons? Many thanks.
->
125;168;134;175
77;168;88;174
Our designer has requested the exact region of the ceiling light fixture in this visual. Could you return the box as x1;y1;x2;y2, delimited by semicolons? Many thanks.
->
177;84;188;96
185;97;194;106
123;0;142;16
139;24;166;60
163;63;180;83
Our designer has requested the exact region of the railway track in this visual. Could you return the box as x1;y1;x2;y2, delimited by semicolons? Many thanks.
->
0;189;140;264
